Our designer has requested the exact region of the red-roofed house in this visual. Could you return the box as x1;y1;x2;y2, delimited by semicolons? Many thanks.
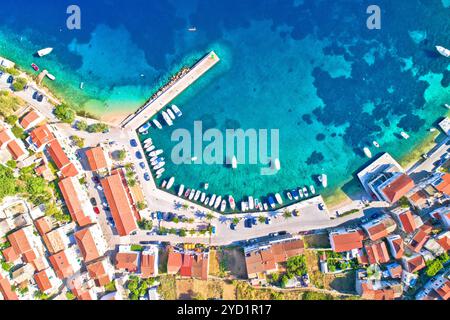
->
140;245;159;278
439;210;450;230
48;248;81;279
167;249;182;275
386;263;403;279
0;274;18;300
115;250;139;273
74;225;107;263
432;278;450;300
47;140;70;170
0;127;13;149
408;229;429;253
433;173;450;196
87;258;113;287
378;173;415;203
386;235;405;259
1;246;20;263
58;177;95;227
101;170;138;236
436;231;450;251
167;247;210;280
362;215;397;241
365;241;390;265
329;229;364;252
7;226;44;264
6;140;27;161
60;162;79;178
20;109;44;130
85;146;110;172
34;216;53;236
392;210;417;234
402;254;426;273
34;268;62;294
29;124;55;151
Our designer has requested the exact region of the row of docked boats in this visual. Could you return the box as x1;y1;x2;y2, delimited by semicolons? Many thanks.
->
143;138;166;179
138;104;182;133
177;184;235;212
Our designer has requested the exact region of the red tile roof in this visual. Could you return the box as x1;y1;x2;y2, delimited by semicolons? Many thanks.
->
0;274;18;300
34;216;52;236
365;241;390;265
330;229;364;252
30;124;54;148
381;174;415;203
20;110;41;130
47;140;70;169
58;177;93;227
436;233;450;251
387;264;403;278
1;246;19;263
141;253;156;278
435;173;450;196
387;236;405;259
434;279;450;300
34;269;52;292
361;282;395;300
49;250;74;279
74;228;102;263
101;172;138;236
7;228;36;263
0;128;12;147
167;250;183;274
408;230;429;253
7;140;26;160
85;147;108;171
398;210;416;234
403;255;426;273
87;260;112;287
60;162;79;178
115;252;139;272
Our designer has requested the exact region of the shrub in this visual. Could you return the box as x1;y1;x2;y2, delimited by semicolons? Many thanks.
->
5;115;18;125
87;123;109;133
12;77;27;91
118;150;127;161
75;120;88;131
11;125;25;139
6;160;16;169
54;103;76;123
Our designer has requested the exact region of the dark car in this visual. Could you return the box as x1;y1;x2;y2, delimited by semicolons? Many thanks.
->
7;76;14;84
130;139;138;147
139;162;146;169
36;94;44;102
144;173;150;181
92;176;100;184
93;207;100;215
156;212;163;220
90;197;97;206
32;91;38;99
252;218;257;225
230;223;236;230
135;151;143;159
244;219;253;228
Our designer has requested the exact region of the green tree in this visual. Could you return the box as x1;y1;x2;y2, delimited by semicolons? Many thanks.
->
0;90;25;118
232;217;240;225
6;160;16;169
283;210;292;219
179;229;187;237
54;104;76;124
136;201;147;210
11;125;25;139
117;150;127;161
87;123;109;133
258;215;266;223
205;212;214;221
0;165;17;201
12;77;27;91
75;120;88;131
286;255;307;278
5;67;19;76
71;135;85;148
5;115;18;126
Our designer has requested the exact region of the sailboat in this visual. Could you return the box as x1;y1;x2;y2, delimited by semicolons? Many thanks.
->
188;27;197;32
37;47;53;57
436;46;450;58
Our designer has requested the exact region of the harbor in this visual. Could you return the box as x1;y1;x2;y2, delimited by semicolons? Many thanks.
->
121;51;220;130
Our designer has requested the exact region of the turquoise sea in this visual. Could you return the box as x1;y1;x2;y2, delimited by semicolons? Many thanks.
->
1;0;449;206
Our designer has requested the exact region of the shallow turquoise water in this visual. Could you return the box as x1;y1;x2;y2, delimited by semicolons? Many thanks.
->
1;0;449;207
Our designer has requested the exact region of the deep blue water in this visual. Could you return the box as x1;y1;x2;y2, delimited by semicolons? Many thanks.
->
1;0;449;207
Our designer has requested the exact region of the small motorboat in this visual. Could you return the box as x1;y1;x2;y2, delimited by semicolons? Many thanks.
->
275;193;283;205
162;111;173;126
292;189;299;200
214;196;222;209
209;194;217;207
298;188;304;198
144;138;152;145
363;147;372;158
228;196;236;210
268;196;276;209
204;197;210;205
255;198;262;211
263;203;269;211
400;131;410;140
155;168;165;175
140;124;151;133
318;174;328;188
200;192;206;203
149;149;163;157
166;177;175;189
203;182;209;190
220;200;227;212
156;174;162;180
231;156;237;169
178;184;185;197
286;191;293;201
31;63;39;71
248;196;254;210
188;27;197;32
161;180;167;188
189;189;195;200
194;190;201;201
46;73;55;81
310;185;316;195
153;162;165;170
146;145;156;152
171;104;182;117
37;47;53;57
184;188;191;198
241;201;248;212
445;103;450;109
436;45;450;58
167;108;176;120
80;82;84;90
153;119;162;129
151;157;164;166
272;158;281;170
373;141;380;148
303;187;309;198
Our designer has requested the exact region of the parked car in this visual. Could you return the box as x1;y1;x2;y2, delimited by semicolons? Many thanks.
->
135;151;143;159
156;212;163;220
265;217;272;225
211;226;216;234
96;185;103;191
244;219;253;228
230;223;236;230
144;173;150;181
90;197;97;206
130;231;137;236
93;207;100;215
130;139;138;147
7;76;14;84
139;162;146;169
252;218;257;226
36;94;44;102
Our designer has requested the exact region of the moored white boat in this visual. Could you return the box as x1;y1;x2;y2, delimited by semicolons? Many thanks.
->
248;196;254;210
171;104;182;117
189;189;196;200
144;138;152;145
178;184;185;197
263;203;269;211
46;73;55;81
373;141;380;148
209;194;217;207
241;201;248;212
214;196;222;209
153;162;165;170
167;109;176;120
220;200;226;212
149;149;163;157
298;188;304;198
140;123;151;133
204;197;210;205
155;168;165;176
436;45;450;58
231;156;237;169
275;193;283;205
400;131;410;140
273;158;281;171
292;189;299;200
146;145;155;152
162;111;173;126
37;47;53;57
194;190;201;201
363;147;372;158
151;157;164;166
184;189;191;198
268;196;276;209
310;185;316;195
255;198;262;211
318;174;328;188
303;187;309;198
286;191;293;201
161;180;167;188
228;195;236;210
166;177;175;189
200;192;206;203
153;119;162;129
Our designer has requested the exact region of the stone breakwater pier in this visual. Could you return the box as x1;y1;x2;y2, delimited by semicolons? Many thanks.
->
121;51;220;130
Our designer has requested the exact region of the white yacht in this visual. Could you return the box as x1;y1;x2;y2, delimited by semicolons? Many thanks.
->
37;47;53;57
153;162;165;170
231;156;237;169
220;200;227;212
436;45;450;58
143;138;152;145
46;73;55;81
155;168;165;176
318;174;328;188
204;197;210;205
363;147;372;158
153;119;162;129
310;185;316;195
194;190;201;201
263;203;269;211
189;189;196;200
228;196;236;210
171;104;182;117
178;184;185;197
272;158;281;171
400;131;410;140
149;149;163;157
248;196;254;210
303;187;309;198
286;191;293;201
188;27;197;32
275;193;283;205
298;188;304;198
166;177;175;189
200;192;206;203
241;201;248;212
161;180;167;188
167;108;176;120
146;145;155;152
162;111;173;126
209;194;217;207
151;157;164;166
214;196;222;209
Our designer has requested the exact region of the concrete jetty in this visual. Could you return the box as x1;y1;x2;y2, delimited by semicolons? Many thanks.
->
121;51;220;130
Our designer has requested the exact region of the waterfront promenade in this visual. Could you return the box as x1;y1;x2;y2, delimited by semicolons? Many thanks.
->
121;51;220;130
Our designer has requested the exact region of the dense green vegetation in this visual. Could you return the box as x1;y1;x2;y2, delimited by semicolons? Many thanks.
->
71;135;85;148
54;103;76;124
0;90;25;118
138;218;153;230
12;77;27;91
74;120;88;131
425;252;449;277
87;123;109;133
11;125;25;139
5;115;18;126
126;275;155;300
